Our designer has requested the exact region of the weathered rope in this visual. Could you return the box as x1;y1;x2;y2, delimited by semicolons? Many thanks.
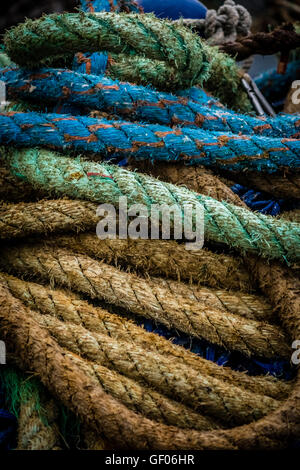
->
0;273;299;449
1;112;299;173
17;397;61;450
0;367;62;450
3;12;211;91
4;148;300;262
49;232;253;292
30;311;281;425
0;164;47;202
177;0;252;46
2;67;297;138
281;208;300;223
0;274;284;427
0;272;286;400
222;170;300;200
0;199;99;238
38;236;275;322
255;61;300;109
127;160;246;207
0;198;253;291
0;243;290;359
220;23;300;60
3;12;250;110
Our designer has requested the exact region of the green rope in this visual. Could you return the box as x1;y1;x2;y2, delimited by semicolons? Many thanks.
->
3;12;250;110
3;146;299;262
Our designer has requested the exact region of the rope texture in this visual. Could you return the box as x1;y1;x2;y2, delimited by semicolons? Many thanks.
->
0;265;299;449
178;0;252;45
0;243;290;359
2;67;299;138
4;148;300;262
0;271;287;400
1;112;299;173
3;12;250;110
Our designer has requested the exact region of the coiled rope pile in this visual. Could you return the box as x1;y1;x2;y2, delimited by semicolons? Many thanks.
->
0;0;299;450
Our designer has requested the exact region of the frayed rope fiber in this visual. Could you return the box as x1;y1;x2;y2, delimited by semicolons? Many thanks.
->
3;12;250;110
4;147;300;262
1;67;299;138
0;112;299;173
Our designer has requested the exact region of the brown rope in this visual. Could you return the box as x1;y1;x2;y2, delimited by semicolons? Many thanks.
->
0;271;299;449
0;199;99;239
17;397;61;450
220;23;300;60
0;272;287;400
220;170;300;200
0;244;289;359
127;160;246;208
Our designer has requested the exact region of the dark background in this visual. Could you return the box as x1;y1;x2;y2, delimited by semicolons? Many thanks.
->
1;0;299;37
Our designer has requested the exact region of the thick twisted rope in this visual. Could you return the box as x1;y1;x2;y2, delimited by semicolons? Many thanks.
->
0;270;299;449
220;23;300;60
3;12;250;110
2;67;298;138
1;272;286;400
49;233;273;321
0;199;252;291
17;397;61;450
31;311;280;425
64;350;219;431
221;170;300;200
127;161;246;207
0;276;282;426
0;243;290;359
4;148;300;262
0;199;99;238
1;113;299;173
3;12;210;92
178;0;252;46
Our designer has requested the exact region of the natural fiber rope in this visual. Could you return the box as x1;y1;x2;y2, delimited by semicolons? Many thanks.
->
127;161;246;207
1;112;299;174
0;272;287;400
50;234;273;321
220;23;300;60
17;397;61;450
3;12;250;109
4;148;300;262
50;232;253;293
0;243;289;359
0;164;47;202
2;67;298;138
31;312;281;426
0;199;99;238
220;170;300;200
0;268;299;449
0;275;283;427
281;209;300;223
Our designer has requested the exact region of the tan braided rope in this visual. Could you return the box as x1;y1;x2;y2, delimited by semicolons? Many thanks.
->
0;264;299;449
0;272;286;401
0;244;289;359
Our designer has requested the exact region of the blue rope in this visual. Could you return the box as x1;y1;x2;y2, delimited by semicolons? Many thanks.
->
2;67;299;138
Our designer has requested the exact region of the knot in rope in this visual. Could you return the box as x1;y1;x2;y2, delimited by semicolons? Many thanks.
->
180;0;252;45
